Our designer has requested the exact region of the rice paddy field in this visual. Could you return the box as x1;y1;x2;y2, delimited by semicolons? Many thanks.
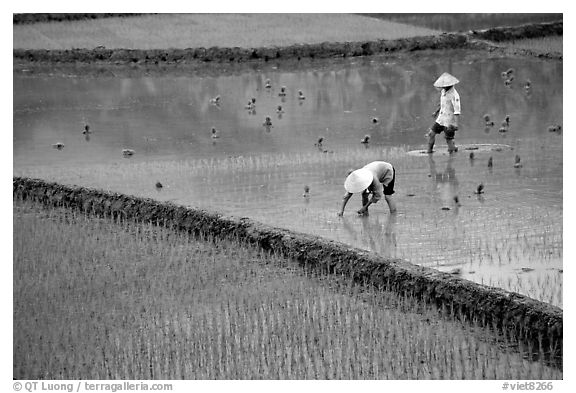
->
14;48;563;308
13;199;562;379
12;13;564;381
12;14;441;50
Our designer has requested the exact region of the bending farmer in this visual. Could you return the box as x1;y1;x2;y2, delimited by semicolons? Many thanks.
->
426;72;461;154
338;161;397;216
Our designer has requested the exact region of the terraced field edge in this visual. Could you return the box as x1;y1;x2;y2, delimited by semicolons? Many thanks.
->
13;21;562;65
13;176;563;364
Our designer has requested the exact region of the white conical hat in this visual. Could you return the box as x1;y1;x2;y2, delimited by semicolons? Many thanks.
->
433;72;460;88
344;168;373;193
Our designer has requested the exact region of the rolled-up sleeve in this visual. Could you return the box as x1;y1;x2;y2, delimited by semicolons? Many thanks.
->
452;92;461;115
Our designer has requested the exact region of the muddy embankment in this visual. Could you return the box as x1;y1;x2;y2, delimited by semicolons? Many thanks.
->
13;21;562;67
14;176;563;365
13;13;149;25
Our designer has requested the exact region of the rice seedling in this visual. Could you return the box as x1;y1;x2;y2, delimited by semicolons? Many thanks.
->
13;199;561;379
13;14;440;51
14;145;412;182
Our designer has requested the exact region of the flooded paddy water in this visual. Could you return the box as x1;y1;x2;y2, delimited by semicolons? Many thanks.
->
13;49;563;307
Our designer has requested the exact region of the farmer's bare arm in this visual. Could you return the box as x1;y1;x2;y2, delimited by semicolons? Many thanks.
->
358;185;382;215
338;193;353;216
357;199;374;215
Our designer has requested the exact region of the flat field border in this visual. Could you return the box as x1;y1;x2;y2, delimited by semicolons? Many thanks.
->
13;21;562;65
13;176;563;365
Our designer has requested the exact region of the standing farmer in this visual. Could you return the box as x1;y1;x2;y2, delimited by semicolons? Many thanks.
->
426;72;461;154
337;161;397;216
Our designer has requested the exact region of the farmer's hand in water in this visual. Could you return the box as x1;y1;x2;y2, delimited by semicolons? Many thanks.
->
357;207;368;215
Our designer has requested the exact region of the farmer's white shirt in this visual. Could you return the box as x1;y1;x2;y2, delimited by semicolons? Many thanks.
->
436;87;461;127
363;161;394;203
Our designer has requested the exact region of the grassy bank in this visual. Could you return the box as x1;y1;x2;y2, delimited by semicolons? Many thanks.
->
13;14;440;50
13;199;561;379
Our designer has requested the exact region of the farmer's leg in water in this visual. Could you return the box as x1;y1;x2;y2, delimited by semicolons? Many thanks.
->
383;167;397;213
426;123;443;153
445;125;458;153
385;195;397;213
426;130;436;153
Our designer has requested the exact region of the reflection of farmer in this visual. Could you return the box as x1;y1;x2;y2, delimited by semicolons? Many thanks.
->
428;154;459;203
361;214;398;256
426;72;461;154
337;161;397;216
383;213;398;254
341;215;398;257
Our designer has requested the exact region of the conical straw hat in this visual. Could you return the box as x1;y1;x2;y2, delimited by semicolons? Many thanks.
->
433;72;459;88
344;168;374;193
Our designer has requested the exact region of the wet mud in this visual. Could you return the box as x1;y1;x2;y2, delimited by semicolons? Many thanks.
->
13;22;562;67
13;176;563;364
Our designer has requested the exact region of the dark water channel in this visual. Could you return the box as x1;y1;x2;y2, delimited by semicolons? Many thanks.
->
13;50;563;306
